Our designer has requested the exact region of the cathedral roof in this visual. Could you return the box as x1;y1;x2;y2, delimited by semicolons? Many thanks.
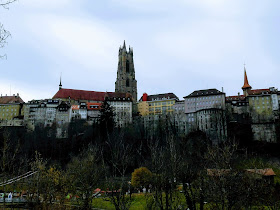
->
53;88;106;101
0;95;24;104
53;88;131;102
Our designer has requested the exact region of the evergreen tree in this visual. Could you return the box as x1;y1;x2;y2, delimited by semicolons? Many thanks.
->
99;100;115;135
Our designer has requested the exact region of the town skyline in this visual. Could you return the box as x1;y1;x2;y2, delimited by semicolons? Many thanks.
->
1;0;280;102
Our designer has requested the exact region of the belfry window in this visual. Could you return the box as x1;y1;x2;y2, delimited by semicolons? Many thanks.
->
126;60;130;73
126;79;129;87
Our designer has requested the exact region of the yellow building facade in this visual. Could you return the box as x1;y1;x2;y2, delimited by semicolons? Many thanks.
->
248;95;272;115
138;93;178;116
0;104;22;120
0;95;24;121
137;101;149;116
147;100;176;115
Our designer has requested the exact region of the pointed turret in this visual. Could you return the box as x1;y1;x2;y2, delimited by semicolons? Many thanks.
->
59;76;62;90
129;45;133;54
123;40;126;50
242;66;252;96
242;68;251;89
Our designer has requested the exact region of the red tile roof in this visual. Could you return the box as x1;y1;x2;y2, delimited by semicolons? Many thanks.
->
140;93;179;101
226;89;271;101
53;88;132;102
242;70;252;89
53;88;107;101
0;96;24;104
245;168;276;176
71;105;79;110
248;89;270;95
87;103;101;110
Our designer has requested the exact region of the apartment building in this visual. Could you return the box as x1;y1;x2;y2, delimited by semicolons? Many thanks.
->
138;93;179;116
184;88;227;143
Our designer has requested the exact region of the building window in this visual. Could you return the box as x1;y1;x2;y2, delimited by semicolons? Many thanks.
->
126;60;130;73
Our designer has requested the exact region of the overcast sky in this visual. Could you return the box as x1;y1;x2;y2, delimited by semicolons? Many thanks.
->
0;0;280;102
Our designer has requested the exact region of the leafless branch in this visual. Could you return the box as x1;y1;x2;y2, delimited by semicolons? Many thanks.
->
0;0;17;9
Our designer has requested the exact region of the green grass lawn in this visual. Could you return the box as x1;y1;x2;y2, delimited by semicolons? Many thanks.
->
92;194;147;209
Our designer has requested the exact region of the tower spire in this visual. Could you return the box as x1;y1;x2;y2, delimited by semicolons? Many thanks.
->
242;65;252;96
59;74;62;90
123;40;126;50
242;66;251;89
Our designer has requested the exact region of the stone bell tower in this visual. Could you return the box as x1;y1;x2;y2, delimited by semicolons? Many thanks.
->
115;41;138;112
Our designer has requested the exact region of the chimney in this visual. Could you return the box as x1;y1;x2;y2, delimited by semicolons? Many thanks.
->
238;92;240;96
222;87;224;92
143;93;148;101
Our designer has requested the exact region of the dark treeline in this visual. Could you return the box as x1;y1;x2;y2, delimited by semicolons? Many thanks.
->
1;118;280;173
1;106;280;208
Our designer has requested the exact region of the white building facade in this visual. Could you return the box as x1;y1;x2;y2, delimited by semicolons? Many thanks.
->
184;89;227;143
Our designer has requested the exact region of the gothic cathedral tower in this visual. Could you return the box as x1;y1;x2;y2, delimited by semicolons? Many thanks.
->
115;41;137;112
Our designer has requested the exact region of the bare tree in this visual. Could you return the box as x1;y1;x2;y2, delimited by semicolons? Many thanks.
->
146;135;184;209
0;0;16;58
0;0;17;8
0;129;21;174
103;131;134;210
176;130;209;210
204;142;278;209
67;145;104;210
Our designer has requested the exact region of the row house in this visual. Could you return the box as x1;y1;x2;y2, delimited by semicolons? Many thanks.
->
71;102;87;120
56;101;71;138
23;99;74;138
105;92;132;127
23;99;61;130
87;103;102;122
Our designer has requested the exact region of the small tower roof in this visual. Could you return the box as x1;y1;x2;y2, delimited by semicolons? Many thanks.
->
59;75;62;90
242;67;252;90
123;40;126;50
